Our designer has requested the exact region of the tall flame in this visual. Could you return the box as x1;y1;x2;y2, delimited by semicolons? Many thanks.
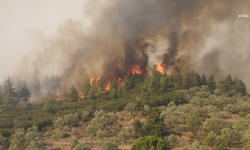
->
157;62;165;74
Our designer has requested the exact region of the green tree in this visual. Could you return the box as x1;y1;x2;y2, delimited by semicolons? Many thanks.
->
0;85;3;105
19;84;31;105
186;115;202;139
201;74;207;85
98;137;118;150
139;119;166;137
2;77;16;106
98;76;105;93
174;73;183;89
131;135;170;150
109;88;118;99
117;131;129;143
203;131;217;149
42;100;55;113
88;82;97;99
123;75;133;91
96;129;110;139
124;103;136;115
232;79;246;95
167;134;179;148
69;137;79;148
82;79;91;96
203;118;231;135
207;75;216;93
73;143;91;150
64;113;78;127
148;72;160;94
68;85;79;102
133;120;142;132
181;78;188;89
216;75;234;93
53;117;65;129
82;110;89;122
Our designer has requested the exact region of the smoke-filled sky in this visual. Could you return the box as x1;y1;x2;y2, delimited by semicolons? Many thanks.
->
1;0;250;89
0;0;88;81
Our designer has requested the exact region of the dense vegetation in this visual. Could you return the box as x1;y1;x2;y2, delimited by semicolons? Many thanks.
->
0;71;249;149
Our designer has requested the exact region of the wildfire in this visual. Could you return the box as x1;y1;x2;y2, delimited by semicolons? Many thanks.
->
90;77;100;89
157;62;165;74
55;91;66;101
128;65;142;74
104;79;111;92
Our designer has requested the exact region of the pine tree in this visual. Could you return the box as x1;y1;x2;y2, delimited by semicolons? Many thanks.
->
68;85;79;102
88;81;97;99
201;74;207;86
109;88;118;99
117;84;123;97
110;81;117;91
19;84;31;105
207;75;216;93
0;85;3;105
2;77;16;106
98;76;105;93
82;79;91;96
181;78;188;89
123;75;133;90
148;72;160;94
193;73;201;87
174;73;183;89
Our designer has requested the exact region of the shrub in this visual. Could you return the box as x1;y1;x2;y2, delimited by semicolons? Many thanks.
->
82;111;89;121
167;134;179;148
132;120;142;132
96;129;110;139
69;137;79;148
73;143;91;150
71;127;77;135
117;131;129;143
53;117;65;129
64;113;79;127
131;135;170;150
126;127;133;133
98;137;118;150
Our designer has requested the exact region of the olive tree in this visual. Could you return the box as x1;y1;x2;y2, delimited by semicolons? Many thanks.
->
98;137;118;150
96;129;110;139
167;134;179;148
82;110;89;121
203;131;217;149
203;118;231;135
117;131;129;143
186;115;202;139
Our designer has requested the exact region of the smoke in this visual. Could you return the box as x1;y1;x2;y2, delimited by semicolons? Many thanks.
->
15;0;250;88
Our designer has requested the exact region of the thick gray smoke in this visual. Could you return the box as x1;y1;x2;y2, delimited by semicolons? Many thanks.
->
15;0;250;88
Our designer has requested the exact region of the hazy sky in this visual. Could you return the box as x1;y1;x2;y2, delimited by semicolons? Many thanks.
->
0;0;87;81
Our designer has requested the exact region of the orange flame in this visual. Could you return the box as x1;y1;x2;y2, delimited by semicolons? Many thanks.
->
157;62;165;74
128;65;142;74
55;91;66;101
90;77;100;89
104;79;111;92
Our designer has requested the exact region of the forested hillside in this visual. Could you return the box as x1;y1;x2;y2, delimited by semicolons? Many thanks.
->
0;72;249;150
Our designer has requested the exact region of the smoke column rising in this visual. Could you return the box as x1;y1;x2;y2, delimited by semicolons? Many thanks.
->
14;0;250;88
